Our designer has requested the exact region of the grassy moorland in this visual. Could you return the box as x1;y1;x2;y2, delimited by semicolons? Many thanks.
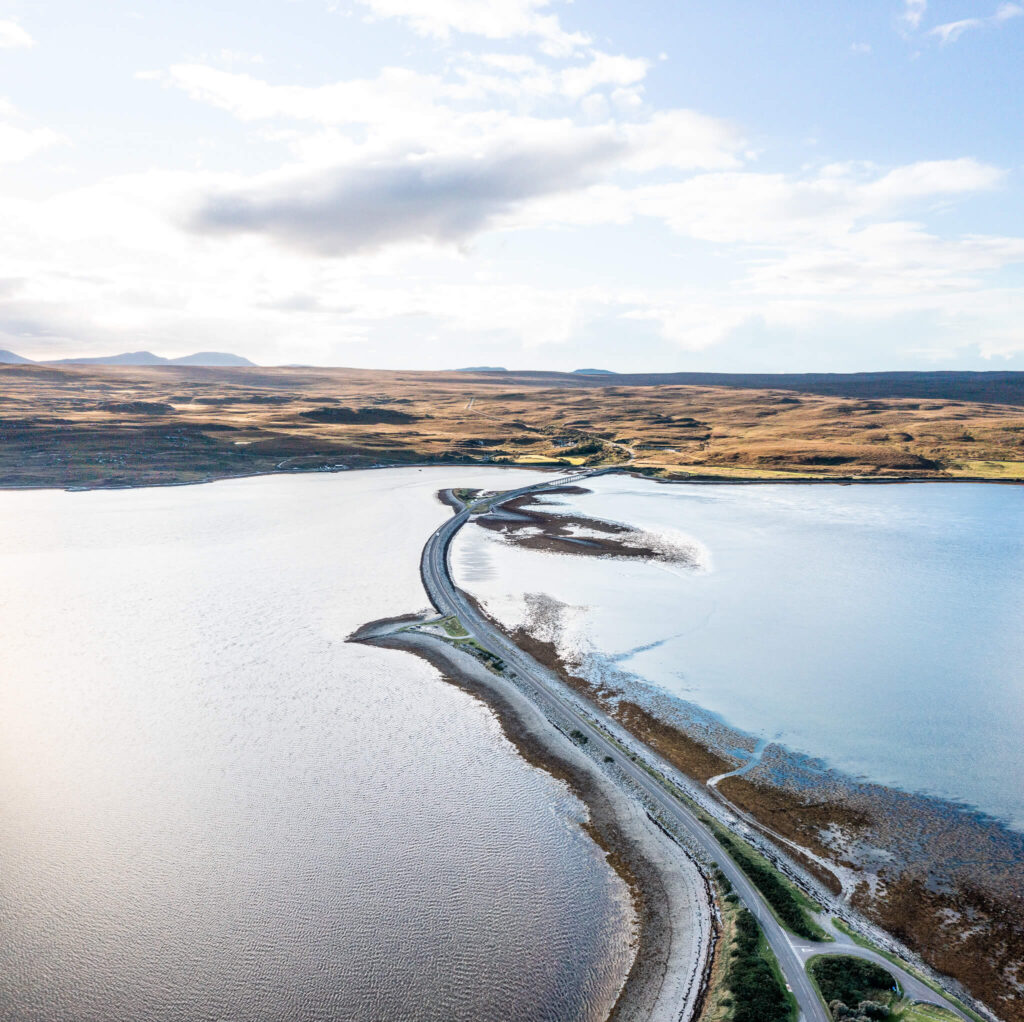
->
1;364;1022;488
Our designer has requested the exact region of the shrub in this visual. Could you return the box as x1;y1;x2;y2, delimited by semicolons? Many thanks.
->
810;956;896;1007
858;1000;890;1020
726;909;792;1022
718;834;818;938
828;1002;890;1022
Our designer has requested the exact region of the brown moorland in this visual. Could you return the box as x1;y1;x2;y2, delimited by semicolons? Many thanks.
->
1;364;1023;487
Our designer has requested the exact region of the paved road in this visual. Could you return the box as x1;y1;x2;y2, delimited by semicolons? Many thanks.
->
792;935;959;1012
422;474;973;1022
424;476;828;1022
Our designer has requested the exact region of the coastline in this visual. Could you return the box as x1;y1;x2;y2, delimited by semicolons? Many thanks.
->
1;454;1023;495
5;462;1018;1018
349;615;715;1022
482;593;1021;1022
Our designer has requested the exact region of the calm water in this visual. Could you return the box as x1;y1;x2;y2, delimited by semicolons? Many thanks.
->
0;469;635;1022
453;478;1024;830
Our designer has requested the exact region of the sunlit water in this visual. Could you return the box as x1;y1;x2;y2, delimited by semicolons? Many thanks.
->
453;477;1024;830
0;469;635;1022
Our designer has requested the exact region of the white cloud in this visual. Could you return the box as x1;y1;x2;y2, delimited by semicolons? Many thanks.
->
5;158;1024;364
155;58;740;156
631;158;1004;243
930;18;983;44
901;0;927;30
161;47;653;127
4;4;1023;368
503;156;1019;316
188;135;627;255
151;51;1017;329
0;123;60;163
0;19;33;48
623;110;744;171
860;158;1004;202
149;59;744;256
621;299;754;351
160;64;447;128
557;51;649;99
0;102;63;164
929;2;1022;43
353;0;589;56
747;222;1024;297
994;2;1024;20
450;48;650;103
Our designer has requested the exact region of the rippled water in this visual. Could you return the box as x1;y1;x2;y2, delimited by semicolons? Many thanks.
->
0;469;635;1022
453;477;1024;829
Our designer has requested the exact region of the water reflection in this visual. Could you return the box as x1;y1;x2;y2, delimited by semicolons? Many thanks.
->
0;469;634;1022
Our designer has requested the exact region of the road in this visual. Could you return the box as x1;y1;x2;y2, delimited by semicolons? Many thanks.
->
792;922;964;1011
420;472;973;1022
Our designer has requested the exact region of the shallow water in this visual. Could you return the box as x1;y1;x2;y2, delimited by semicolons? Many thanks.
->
0;469;635;1022
453;477;1024;830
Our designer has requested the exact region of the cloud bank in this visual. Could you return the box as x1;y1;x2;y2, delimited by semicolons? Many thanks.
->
1;0;1022;369
190;138;626;255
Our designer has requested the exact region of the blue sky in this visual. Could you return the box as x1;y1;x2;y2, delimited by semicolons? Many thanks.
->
1;0;1023;370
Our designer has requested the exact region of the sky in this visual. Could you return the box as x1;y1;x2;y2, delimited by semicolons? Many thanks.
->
1;1;1023;371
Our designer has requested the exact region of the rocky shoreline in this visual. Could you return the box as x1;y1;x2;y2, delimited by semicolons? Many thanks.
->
491;593;1020;1022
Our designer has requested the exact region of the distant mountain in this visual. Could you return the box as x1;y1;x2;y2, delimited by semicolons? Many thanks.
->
41;350;255;367
168;351;256;366
46;350;167;365
0;349;33;364
573;368;614;375
456;366;507;372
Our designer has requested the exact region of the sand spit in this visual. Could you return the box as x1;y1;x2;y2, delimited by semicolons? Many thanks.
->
349;614;715;1022
474;493;704;567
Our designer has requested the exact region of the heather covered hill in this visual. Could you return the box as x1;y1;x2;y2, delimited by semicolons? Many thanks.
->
1;364;1021;488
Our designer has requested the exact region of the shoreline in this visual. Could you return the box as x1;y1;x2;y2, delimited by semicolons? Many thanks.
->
1;458;1022;494
482;592;1019;1022
349;615;715;1022
5;462;1018;1017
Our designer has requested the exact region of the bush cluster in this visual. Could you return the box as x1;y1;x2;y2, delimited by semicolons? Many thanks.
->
717;834;819;938
726;909;792;1022
810;956;897;1006
829;999;890;1022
